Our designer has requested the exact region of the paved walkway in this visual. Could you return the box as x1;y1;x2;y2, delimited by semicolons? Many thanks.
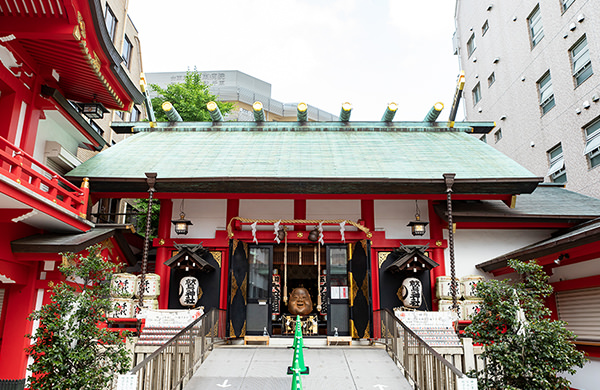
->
184;346;412;390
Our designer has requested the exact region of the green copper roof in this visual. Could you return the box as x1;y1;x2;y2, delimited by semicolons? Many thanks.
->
68;122;541;194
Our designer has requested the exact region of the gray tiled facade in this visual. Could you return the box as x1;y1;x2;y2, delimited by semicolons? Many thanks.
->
455;0;600;198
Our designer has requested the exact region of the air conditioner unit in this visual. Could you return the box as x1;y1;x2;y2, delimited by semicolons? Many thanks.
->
44;141;81;171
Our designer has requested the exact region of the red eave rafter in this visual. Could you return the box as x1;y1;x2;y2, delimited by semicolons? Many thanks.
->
0;0;130;110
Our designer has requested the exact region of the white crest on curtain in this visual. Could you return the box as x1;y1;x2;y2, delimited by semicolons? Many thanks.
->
274;220;282;244
339;221;346;242
251;221;258;244
318;222;324;245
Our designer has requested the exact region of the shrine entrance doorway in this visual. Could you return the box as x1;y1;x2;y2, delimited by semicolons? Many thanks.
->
230;241;372;338
272;244;327;336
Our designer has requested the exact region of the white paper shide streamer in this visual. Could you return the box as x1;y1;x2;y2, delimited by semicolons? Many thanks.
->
339;221;346;242
274;220;282;244
318;221;324;245
251;221;258;244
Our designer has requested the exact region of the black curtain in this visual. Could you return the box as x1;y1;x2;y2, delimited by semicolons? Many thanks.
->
228;239;249;337
349;240;371;339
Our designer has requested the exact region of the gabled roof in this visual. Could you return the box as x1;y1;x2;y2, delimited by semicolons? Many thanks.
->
477;218;600;273
385;245;439;273
434;185;600;224
10;225;138;264
67;121;542;195
0;0;143;110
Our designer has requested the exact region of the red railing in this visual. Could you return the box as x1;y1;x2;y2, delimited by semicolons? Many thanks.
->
0;135;89;218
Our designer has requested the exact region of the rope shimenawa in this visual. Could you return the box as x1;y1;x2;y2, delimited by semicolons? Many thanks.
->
226;217;372;239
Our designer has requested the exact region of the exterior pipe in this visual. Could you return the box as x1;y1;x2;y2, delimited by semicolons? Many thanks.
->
340;102;352;122
381;102;398;122
161;101;182;121
297;102;308;122
424;102;444;122
253;101;265;121
207;101;223;122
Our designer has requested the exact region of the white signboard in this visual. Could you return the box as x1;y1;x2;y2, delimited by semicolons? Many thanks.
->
457;377;478;390
138;308;204;328
116;374;137;390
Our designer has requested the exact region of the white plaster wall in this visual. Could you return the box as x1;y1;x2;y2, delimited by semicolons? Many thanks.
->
171;199;226;239
33;112;83;163
561;357;600;390
446;229;553;277
239;199;294;230
374;200;429;240
306;200;360;231
549;257;600;283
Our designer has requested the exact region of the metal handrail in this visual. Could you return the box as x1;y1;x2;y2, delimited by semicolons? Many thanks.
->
129;308;226;390
373;309;464;390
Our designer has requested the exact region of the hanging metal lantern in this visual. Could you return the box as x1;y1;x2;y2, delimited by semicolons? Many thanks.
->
172;212;192;235
407;200;428;236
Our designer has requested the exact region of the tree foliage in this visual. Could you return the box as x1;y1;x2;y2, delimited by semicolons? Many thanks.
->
466;259;586;390
150;70;234;122
133;198;160;239
27;245;130;390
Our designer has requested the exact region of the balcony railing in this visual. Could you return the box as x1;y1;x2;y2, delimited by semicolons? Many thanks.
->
0;135;89;218
373;309;473;390
128;308;227;390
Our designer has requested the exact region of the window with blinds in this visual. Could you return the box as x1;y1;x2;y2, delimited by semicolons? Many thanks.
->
556;287;600;342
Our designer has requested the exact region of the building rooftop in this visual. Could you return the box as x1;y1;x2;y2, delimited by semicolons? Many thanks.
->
67;121;541;195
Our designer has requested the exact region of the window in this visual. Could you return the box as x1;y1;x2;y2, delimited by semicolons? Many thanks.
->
482;20;489;36
538;72;555;114
562;0;575;12
116;111;124;120
488;72;495;87
472;82;481;105
122;36;133;69
479;134;487;143
130;106;140;122
528;5;544;47
494;129;502;143
105;5;117;42
467;34;476;57
571;36;593;86
584;117;600;168
547;144;566;183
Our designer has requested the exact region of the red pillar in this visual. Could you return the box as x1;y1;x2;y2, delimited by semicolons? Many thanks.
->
428;200;446;311
0;262;38;380
360;199;375;230
0;91;23;143
155;199;173;309
19;79;42;155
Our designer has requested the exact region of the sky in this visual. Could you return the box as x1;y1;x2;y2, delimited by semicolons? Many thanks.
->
128;0;461;121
